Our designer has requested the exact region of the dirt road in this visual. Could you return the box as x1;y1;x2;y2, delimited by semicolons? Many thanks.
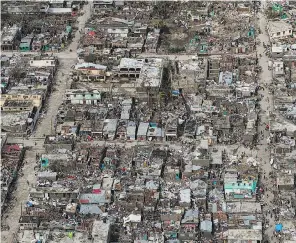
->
0;4;92;243
34;4;92;137
256;11;276;241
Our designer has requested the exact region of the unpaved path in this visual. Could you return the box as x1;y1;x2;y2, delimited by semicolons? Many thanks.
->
1;4;92;243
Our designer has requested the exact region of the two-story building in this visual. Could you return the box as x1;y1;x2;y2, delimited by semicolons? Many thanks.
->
268;21;293;40
64;89;101;105
73;62;107;82
1;25;20;50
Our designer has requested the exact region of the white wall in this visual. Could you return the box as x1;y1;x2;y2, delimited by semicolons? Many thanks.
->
30;59;56;67
270;29;292;39
273;62;283;67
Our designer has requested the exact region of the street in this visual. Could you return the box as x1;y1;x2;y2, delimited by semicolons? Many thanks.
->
0;4;92;243
256;11;276;242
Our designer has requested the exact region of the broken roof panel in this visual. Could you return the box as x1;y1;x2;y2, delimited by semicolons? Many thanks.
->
79;204;103;215
79;192;109;204
119;58;144;69
75;62;107;70
200;219;212;232
137;122;149;136
227;229;262;241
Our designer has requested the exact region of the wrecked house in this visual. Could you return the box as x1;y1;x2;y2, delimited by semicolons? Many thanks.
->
103;119;118;140
184;119;198;139
165;119;178;141
137;122;149;141
1;143;24;213
1;25;21;50
268;21;293;40
64;89;101;105
73;62;107;82
44;136;74;153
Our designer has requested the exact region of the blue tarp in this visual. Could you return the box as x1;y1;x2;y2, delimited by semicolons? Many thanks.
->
41;158;49;167
26;201;33;207
275;224;283;232
172;90;180;96
150;122;157;128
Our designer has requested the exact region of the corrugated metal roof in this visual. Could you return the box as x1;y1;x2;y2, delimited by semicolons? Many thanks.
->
137;122;149;136
75;62;107;70
79;193;106;204
200;219;212;232
80;204;103;215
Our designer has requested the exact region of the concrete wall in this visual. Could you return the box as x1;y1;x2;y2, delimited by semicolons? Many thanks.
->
30;59;56;67
44;142;73;153
269;29;292;39
1;94;42;108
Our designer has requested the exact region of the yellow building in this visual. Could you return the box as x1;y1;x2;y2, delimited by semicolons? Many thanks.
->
0;94;42;112
73;62;107;82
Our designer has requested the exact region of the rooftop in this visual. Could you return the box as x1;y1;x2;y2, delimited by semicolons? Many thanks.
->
75;62;107;70
137;58;163;88
227;229;262;241
1;112;29;127
91;220;110;241
226;202;261;214
268;21;292;33
1;25;19;43
119;58;144;69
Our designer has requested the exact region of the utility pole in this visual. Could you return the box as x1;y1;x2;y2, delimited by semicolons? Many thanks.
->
147;85;150;108
51;118;53;135
194;70;197;94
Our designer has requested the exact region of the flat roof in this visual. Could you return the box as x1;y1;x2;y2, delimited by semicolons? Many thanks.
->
1;25;19;42
277;175;294;185
47;7;72;13
137;122;149;136
268;21;292;33
75;62;107;70
272;46;283;53
103;119;118;132
127;122;136;136
80;192;108;204
1;111;29;126
92;220;110;241
136;58;163;88
41;153;69;161
226;202;261;214
219;71;233;85
119;58;144;69
227;229;262;240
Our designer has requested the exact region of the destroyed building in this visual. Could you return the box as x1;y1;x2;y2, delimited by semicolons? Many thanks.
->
3;2;296;243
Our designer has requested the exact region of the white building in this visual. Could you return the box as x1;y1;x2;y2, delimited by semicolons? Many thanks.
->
91;220;110;243
268;21;292;40
29;56;57;68
64;89;101;105
107;28;128;38
271;46;284;58
272;60;284;77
